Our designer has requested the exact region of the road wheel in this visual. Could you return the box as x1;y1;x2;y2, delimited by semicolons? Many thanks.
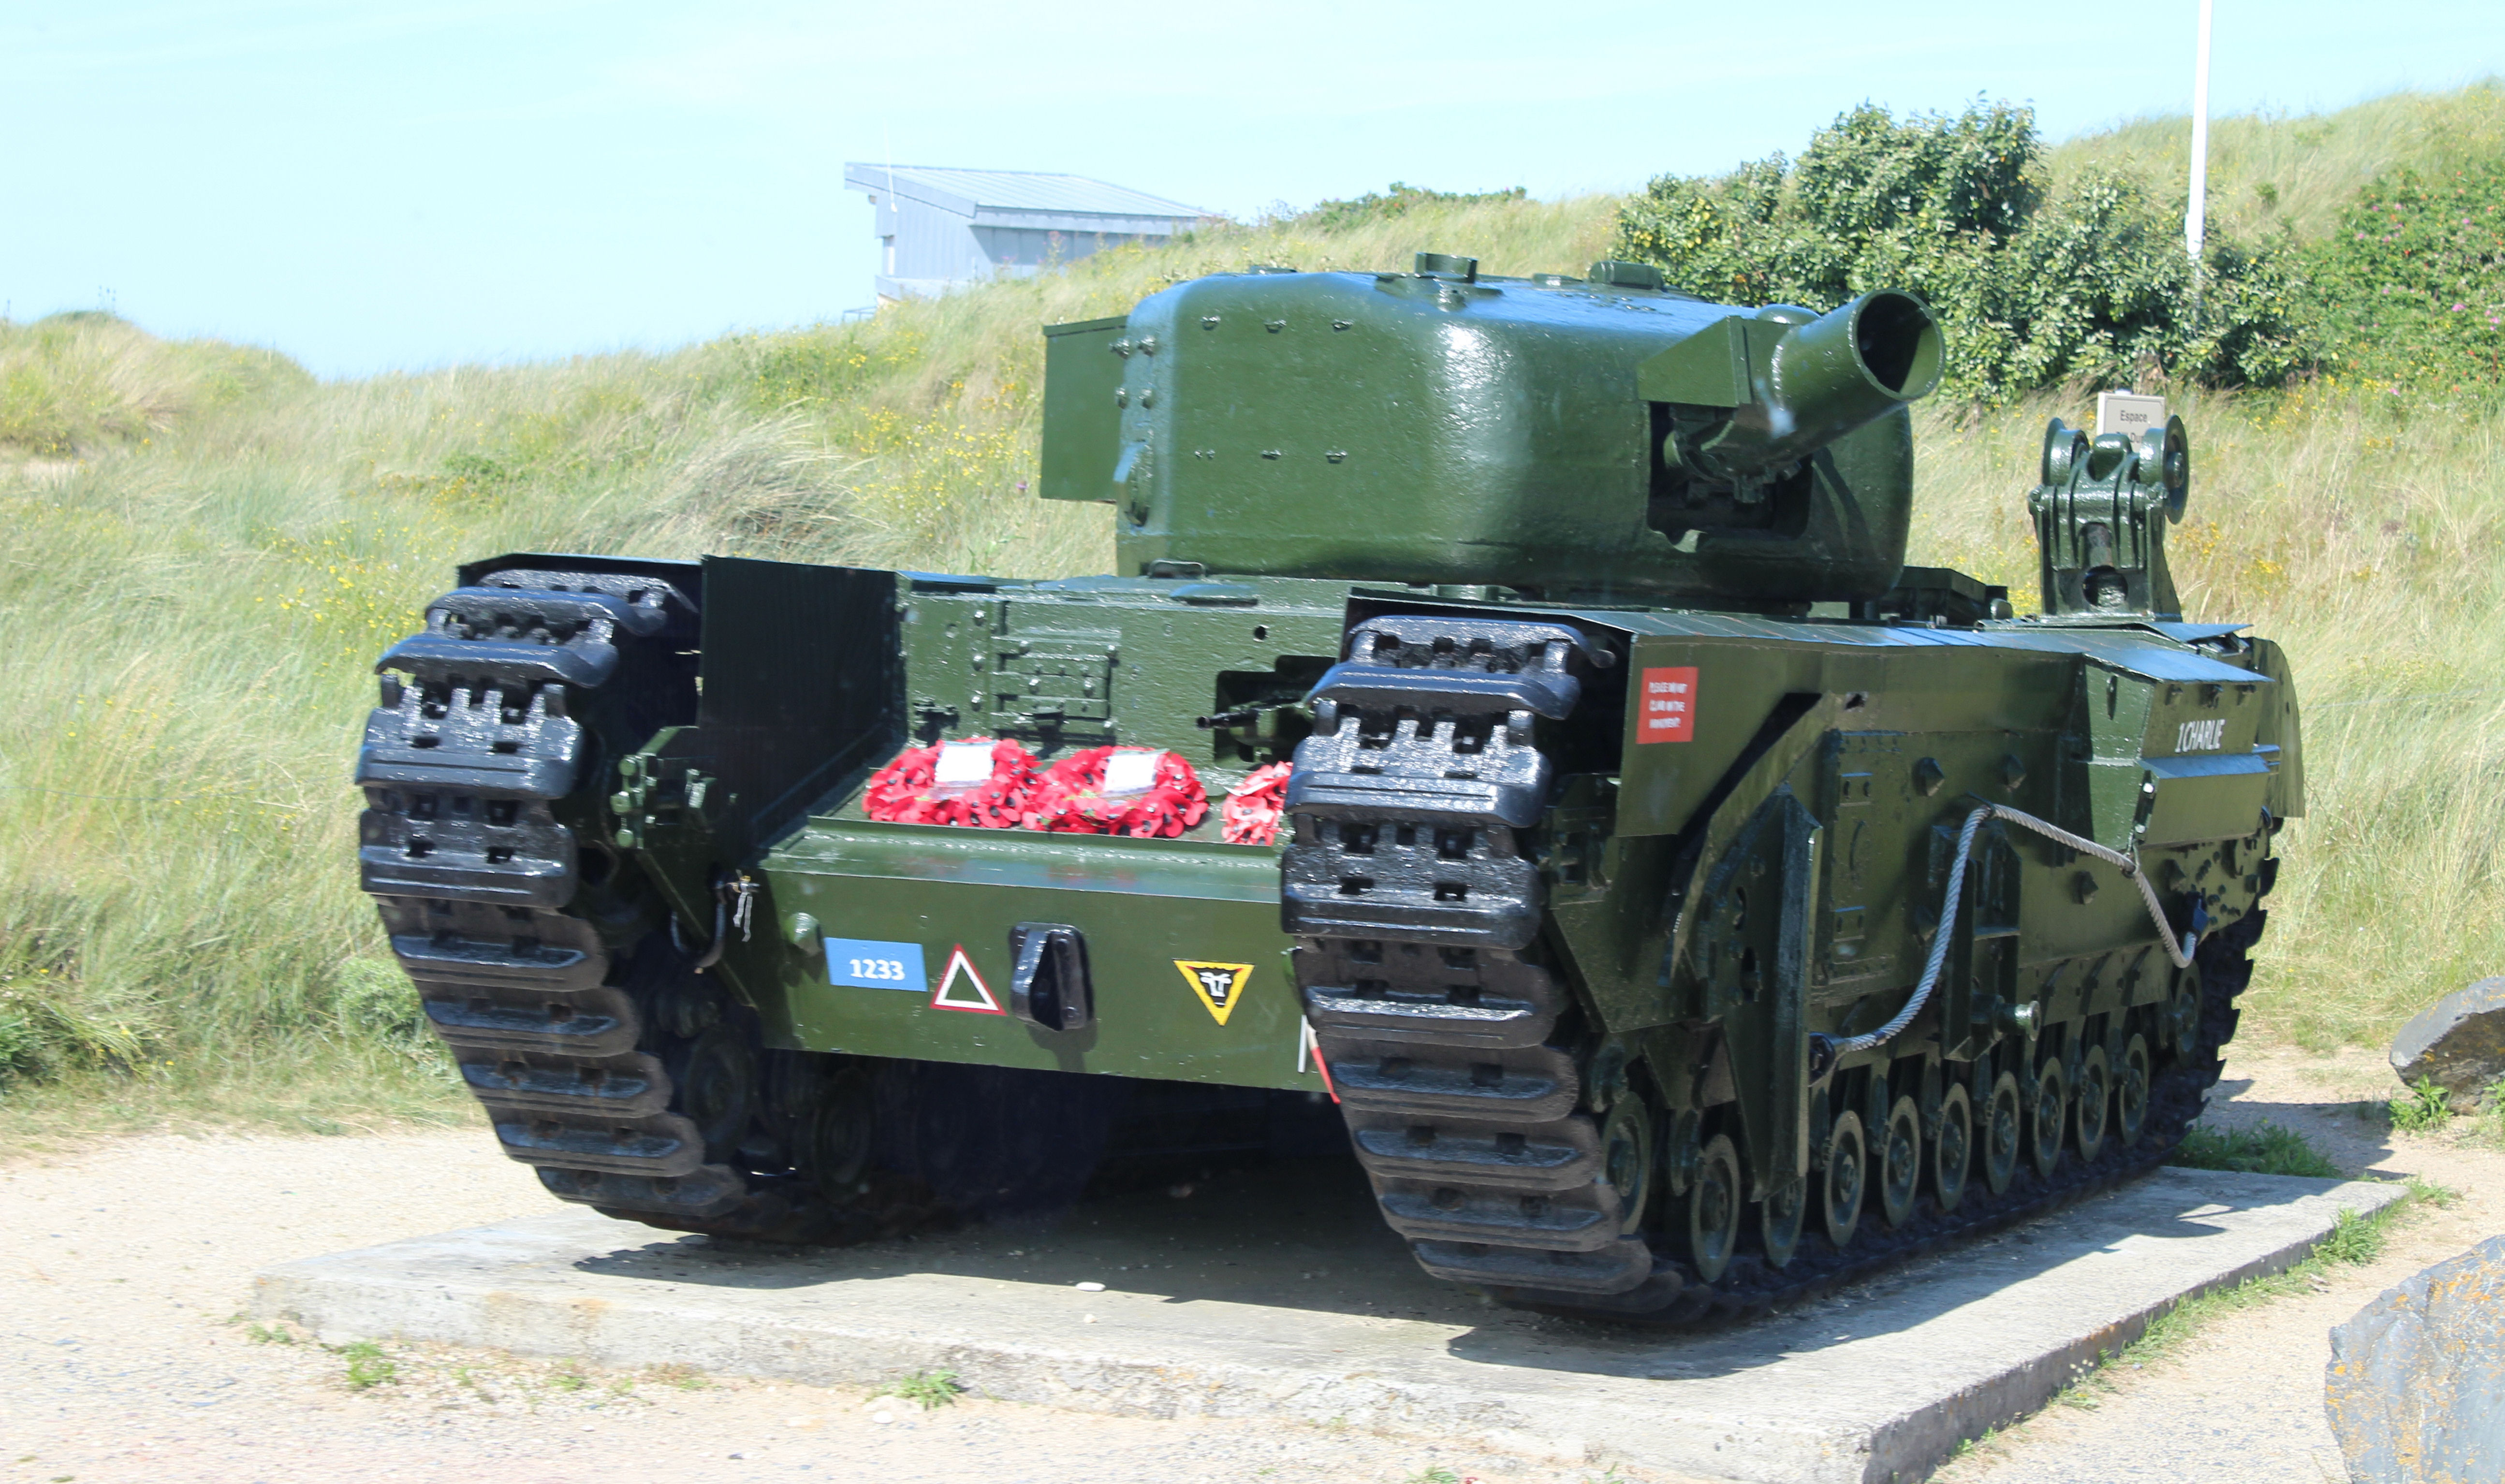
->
1822;1110;1866;1249
1878;1094;1922;1229
1760;1175;1807;1269
678;1024;759;1165
1600;1096;1655;1237
2075;1046;2112;1163
1983;1072;2022;1196
794;1065;875;1193
2115;1034;2153;1148
1682;1133;1743;1284
1934;1082;1973;1214
2029;1059;2068;1181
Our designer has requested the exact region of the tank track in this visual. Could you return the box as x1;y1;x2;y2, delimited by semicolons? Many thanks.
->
356;565;867;1243
1287;611;2258;1325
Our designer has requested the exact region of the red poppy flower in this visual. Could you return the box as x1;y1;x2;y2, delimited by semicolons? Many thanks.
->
1220;760;1294;846
1023;746;1208;838
863;738;1040;828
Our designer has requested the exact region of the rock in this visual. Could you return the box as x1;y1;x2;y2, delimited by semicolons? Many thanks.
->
2389;976;2505;1112
2325;1235;2505;1484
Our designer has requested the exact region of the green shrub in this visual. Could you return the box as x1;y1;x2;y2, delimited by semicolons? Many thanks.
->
1610;102;2308;401
2305;158;2505;387
2388;1077;2455;1133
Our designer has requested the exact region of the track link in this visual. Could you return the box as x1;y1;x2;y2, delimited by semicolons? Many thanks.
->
1287;611;2257;1324
357;566;769;1226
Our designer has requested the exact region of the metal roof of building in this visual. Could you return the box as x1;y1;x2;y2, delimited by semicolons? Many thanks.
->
842;164;1207;220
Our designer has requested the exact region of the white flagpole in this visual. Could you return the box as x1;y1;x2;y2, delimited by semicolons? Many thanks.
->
2187;0;2213;325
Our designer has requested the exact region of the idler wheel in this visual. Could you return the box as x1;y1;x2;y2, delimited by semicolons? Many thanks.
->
2167;973;2202;1060
1934;1082;1973;1214
2029;1058;2068;1181
1877;1094;1922;1230
1821;1110;1866;1249
2115;1033;2153;1148
1982;1072;2022;1196
1680;1133;1743;1284
1600;1097;1655;1237
678;1025;759;1165
2074;1046;2112;1163
1759;1176;1806;1270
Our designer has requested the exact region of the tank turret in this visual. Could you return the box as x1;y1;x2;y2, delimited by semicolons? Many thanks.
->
1040;255;1942;605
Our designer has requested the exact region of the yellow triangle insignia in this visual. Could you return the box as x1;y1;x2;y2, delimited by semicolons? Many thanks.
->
1174;959;1254;1025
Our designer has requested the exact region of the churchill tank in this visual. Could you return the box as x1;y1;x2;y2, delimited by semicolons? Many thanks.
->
354;252;2301;1321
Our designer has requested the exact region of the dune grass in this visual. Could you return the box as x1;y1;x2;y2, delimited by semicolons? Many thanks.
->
2;91;2500;1138
1910;374;2505;1047
2043;80;2505;247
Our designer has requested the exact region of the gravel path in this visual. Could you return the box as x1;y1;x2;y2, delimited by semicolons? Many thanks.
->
4;1046;2496;1484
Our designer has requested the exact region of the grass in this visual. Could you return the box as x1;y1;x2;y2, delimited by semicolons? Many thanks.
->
2168;1120;2344;1178
2388;1078;2456;1133
2043;80;2505;247
329;1338;398;1390
1909;370;2505;1049
877;1368;966;1410
2;86;2502;1130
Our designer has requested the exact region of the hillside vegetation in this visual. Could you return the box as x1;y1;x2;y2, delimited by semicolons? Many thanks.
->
2;86;2501;1133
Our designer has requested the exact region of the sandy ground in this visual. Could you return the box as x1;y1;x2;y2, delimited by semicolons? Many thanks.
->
3;1045;2498;1484
1941;1044;2505;1484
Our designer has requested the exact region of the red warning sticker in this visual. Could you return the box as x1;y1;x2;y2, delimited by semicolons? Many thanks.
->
929;945;1005;1014
1638;666;1698;742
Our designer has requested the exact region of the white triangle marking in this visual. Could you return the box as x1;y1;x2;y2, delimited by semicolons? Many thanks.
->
929;945;1004;1015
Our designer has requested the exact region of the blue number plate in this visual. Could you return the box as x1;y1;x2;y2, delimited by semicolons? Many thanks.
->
823;937;928;991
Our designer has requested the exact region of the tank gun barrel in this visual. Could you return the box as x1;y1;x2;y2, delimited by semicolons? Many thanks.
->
1641;290;1945;483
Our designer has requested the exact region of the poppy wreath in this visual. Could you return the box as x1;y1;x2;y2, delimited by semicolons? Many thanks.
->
1220;760;1294;846
862;737;1040;828
1023;746;1209;838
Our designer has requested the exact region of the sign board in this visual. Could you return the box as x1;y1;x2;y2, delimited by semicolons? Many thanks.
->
2095;391;2166;438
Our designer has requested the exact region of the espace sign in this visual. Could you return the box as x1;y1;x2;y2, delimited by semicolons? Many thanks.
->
1638;666;1697;742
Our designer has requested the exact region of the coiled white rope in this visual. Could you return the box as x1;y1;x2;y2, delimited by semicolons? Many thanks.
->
1820;802;2200;1062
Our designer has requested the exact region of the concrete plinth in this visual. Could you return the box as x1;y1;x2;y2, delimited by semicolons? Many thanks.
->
253;1163;2399;1484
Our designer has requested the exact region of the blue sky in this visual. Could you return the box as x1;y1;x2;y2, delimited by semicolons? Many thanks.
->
5;1;2500;378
